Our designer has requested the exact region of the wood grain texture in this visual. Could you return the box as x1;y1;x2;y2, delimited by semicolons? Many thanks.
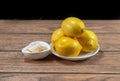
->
0;34;119;51
0;20;120;81
0;52;120;73
0;74;120;81
0;20;120;34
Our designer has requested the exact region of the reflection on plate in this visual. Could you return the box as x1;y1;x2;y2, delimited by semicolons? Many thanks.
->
50;44;100;61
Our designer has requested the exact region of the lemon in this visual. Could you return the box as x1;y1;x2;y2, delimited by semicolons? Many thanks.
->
54;36;82;57
51;28;64;45
78;30;98;52
61;17;86;37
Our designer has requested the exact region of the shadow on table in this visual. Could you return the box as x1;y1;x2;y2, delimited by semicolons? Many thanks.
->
24;49;104;65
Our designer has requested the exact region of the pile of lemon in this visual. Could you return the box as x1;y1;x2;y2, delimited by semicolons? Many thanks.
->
51;17;98;57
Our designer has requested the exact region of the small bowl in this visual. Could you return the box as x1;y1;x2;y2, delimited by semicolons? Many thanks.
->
51;43;100;61
22;41;51;60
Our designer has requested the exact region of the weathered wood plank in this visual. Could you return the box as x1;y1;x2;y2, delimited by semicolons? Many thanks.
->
0;34;119;51
0;52;119;65
0;52;120;73
0;20;120;34
0;74;120;81
0;65;119;73
0;20;119;80
0;20;61;34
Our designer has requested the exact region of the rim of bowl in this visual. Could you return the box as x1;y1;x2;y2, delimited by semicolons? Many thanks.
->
22;41;51;54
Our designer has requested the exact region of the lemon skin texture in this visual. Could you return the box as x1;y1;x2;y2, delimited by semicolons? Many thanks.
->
78;30;98;52
51;28;64;45
54;36;82;57
61;17;86;37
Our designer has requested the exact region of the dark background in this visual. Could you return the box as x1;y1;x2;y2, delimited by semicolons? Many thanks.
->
0;1;120;20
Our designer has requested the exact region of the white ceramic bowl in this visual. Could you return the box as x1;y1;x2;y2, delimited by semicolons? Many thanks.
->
51;44;100;61
22;41;51;60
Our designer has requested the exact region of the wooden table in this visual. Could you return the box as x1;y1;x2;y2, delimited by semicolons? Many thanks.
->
0;20;120;81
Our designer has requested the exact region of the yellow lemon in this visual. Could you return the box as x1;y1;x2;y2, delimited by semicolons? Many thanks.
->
61;17;86;37
54;36;82;57
51;28;64;45
78;30;98;52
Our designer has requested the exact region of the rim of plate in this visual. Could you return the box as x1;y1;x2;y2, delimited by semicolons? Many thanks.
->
50;43;100;60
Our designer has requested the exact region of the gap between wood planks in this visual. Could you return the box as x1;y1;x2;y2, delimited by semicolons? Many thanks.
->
0;72;120;74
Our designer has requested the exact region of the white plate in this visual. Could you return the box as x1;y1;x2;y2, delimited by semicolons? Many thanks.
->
51;44;100;61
